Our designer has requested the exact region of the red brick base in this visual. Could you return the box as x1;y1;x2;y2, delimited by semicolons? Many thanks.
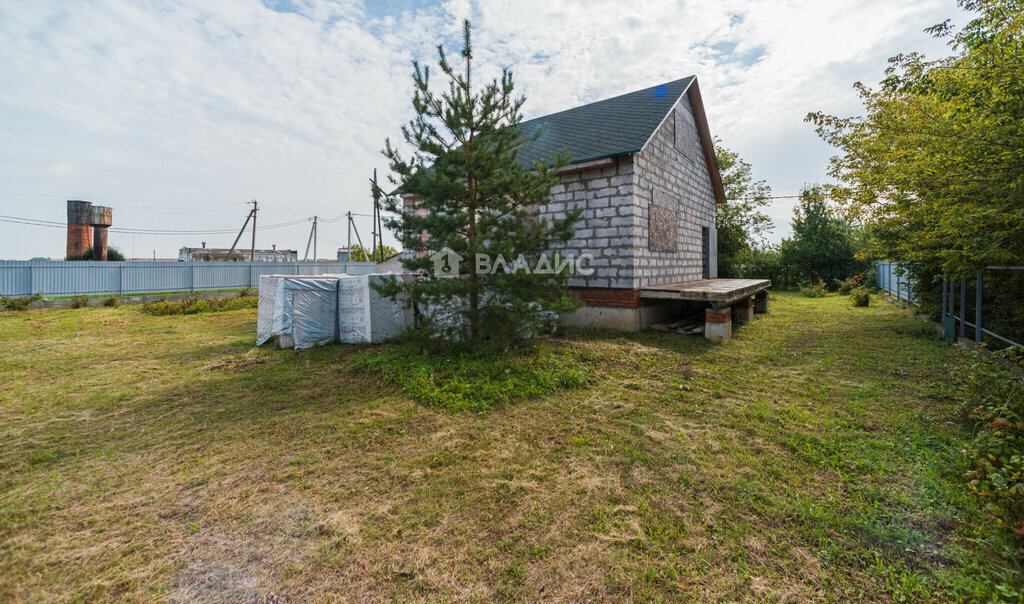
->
572;288;659;309
66;223;92;258
705;308;732;324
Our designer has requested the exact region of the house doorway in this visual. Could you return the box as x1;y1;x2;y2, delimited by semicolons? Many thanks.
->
701;226;710;279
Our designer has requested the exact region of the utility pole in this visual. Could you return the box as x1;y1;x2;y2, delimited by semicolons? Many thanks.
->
372;168;384;262
228;203;256;260
346;211;352;261
303;216;316;262
249;199;258;262
313;215;317;262
371;169;378;262
227;203;255;260
349;213;366;260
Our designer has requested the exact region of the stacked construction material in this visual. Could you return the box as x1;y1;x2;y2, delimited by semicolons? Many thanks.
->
256;274;411;348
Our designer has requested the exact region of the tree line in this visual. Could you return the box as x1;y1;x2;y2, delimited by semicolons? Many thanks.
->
714;141;871;291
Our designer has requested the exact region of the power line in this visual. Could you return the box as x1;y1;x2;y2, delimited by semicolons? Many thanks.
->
0;191;260;208
726;195;806;202
0;213;312;235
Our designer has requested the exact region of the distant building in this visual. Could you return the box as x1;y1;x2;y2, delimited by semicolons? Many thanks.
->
178;244;297;262
339;247;402;271
376;252;403;273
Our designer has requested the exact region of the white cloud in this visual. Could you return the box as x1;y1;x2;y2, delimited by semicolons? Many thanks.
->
0;0;956;258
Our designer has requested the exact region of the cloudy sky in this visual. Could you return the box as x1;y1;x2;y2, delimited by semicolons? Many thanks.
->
0;0;957;260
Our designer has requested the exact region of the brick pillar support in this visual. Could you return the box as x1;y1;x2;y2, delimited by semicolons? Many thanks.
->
92;226;108;261
754;290;770;314
735;297;754;324
705;306;732;342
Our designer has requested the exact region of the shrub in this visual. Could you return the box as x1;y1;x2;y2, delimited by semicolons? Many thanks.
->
142;295;257;316
103;296;120;307
71;295;90;309
65;246;126;261
800;280;827;298
351;341;595;412
850;287;871;307
953;350;1024;537
739;245;800;290
838;275;862;295
238;288;252;298
1;293;41;311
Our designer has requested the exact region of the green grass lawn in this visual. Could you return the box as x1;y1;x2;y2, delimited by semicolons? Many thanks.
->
0;292;1005;601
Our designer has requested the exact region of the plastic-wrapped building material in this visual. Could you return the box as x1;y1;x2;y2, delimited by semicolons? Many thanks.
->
257;274;343;348
258;272;412;347
285;276;341;349
336;275;370;343
336;274;413;343
417;298;469;341
256;275;289;345
368;274;413;342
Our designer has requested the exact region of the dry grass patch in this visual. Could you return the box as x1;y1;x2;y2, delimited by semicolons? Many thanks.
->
0;294;1010;601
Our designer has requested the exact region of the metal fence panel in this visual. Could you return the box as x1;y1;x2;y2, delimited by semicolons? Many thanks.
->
876;261;915;304
0;260;380;298
877;260;1022;349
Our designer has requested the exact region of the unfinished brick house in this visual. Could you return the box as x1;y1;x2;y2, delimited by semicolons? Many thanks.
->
518;76;769;335
402;76;770;340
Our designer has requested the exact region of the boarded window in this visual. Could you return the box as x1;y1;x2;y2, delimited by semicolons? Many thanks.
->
649;203;678;253
674;108;702;164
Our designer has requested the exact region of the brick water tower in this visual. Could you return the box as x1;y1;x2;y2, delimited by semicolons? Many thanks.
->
66;200;113;260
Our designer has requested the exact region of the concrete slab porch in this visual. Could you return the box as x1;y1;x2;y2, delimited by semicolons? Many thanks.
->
639;278;772;342
639;278;772;306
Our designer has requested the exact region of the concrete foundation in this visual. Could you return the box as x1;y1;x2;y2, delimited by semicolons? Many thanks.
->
705;306;732;342
734;297;754;324
754;290;770;314
560;300;683;331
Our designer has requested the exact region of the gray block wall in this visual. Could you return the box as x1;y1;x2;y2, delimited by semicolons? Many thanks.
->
539;91;717;291
542;158;637;289
633;93;717;286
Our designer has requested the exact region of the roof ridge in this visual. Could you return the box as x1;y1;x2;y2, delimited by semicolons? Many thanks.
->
519;76;695;126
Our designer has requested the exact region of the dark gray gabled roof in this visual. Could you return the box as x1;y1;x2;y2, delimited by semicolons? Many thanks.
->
395;75;726;203
514;76;695;167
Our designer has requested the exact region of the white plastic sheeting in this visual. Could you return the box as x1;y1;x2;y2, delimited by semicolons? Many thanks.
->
337;274;411;343
257;273;411;347
368;274;411;342
336;276;371;343
286;277;341;349
256;275;289;345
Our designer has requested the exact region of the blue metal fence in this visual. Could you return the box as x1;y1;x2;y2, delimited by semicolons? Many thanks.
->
941;268;1024;349
0;260;378;298
875;261;1023;349
876;261;915;304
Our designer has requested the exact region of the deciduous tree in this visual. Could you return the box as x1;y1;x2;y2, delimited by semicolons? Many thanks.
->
713;139;772;278
806;0;1024;275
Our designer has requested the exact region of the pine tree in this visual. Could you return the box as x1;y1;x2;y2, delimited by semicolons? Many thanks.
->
374;20;581;345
